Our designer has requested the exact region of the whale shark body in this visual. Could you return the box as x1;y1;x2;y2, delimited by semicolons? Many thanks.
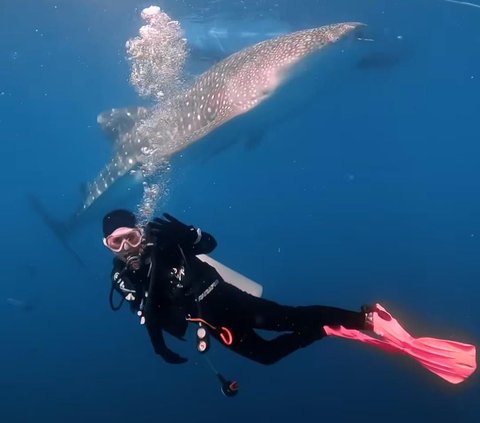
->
82;22;364;218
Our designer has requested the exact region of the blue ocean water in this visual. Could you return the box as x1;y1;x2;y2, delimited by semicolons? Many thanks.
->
1;0;479;421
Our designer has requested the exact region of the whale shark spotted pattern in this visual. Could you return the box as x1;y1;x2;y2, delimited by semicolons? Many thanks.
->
83;9;363;216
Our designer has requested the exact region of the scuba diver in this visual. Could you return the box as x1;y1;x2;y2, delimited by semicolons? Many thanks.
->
103;209;476;392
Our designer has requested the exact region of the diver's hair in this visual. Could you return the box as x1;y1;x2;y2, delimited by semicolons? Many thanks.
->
102;209;137;237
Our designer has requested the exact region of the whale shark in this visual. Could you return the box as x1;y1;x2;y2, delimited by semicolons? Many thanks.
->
82;20;365;220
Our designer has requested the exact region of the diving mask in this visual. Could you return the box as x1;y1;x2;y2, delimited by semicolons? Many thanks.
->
103;227;143;253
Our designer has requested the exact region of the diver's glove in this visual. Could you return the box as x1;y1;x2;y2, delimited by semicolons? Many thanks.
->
146;213;200;248
162;350;189;365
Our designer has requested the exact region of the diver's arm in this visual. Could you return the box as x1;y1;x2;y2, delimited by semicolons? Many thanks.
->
144;313;188;364
141;249;188;364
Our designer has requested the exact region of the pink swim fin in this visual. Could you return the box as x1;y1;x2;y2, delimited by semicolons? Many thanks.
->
323;303;477;384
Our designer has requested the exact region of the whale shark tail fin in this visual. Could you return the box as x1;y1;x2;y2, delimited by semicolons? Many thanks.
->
27;194;89;270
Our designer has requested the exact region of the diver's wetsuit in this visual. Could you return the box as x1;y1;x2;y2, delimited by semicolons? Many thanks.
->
110;222;367;365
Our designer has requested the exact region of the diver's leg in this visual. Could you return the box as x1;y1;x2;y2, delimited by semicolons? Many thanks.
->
214;328;315;365
202;283;366;337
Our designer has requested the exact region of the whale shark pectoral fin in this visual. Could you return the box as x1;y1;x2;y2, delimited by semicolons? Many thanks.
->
244;129;265;151
26;194;88;270
97;106;150;146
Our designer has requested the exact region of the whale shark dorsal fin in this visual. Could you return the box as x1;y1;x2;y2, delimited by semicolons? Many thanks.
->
96;107;150;145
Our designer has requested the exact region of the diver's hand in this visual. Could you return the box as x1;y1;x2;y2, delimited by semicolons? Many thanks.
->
154;213;195;237
162;350;188;364
160;213;189;228
147;213;199;246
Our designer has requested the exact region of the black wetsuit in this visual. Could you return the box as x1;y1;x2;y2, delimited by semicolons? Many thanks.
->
110;221;366;365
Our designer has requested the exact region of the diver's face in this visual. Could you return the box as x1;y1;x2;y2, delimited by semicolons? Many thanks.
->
103;227;144;260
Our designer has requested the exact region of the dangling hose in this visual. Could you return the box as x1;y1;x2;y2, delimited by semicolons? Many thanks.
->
109;284;125;311
109;267;128;311
108;254;143;312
